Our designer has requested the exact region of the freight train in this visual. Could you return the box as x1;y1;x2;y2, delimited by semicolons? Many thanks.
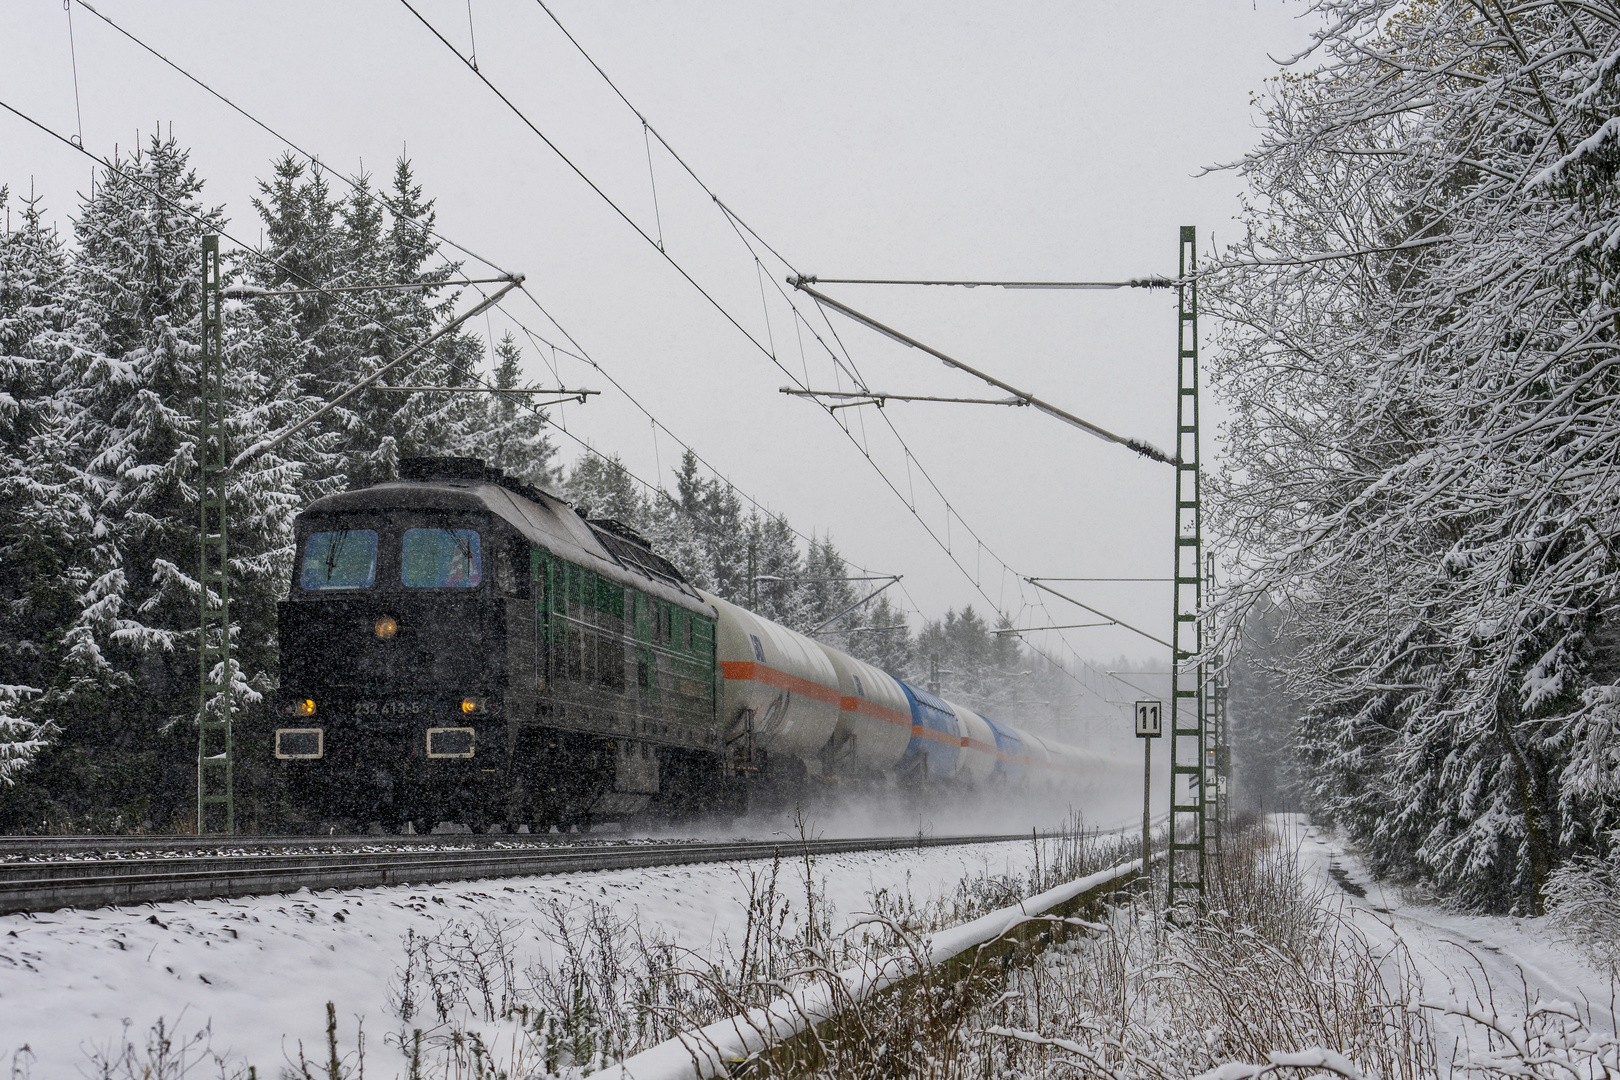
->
274;457;1119;831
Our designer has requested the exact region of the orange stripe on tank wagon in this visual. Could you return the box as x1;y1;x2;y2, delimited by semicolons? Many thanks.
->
838;695;912;729
959;737;998;754
909;724;961;747
719;661;841;705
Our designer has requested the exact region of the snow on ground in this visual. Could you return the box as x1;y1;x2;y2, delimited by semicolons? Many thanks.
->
1283;816;1620;1066
0;837;1041;1077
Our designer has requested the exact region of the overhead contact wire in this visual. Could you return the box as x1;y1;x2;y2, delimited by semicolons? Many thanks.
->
68;0;513;278
46;4;887;588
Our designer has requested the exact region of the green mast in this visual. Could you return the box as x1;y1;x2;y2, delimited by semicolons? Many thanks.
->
1168;226;1205;912
196;233;234;835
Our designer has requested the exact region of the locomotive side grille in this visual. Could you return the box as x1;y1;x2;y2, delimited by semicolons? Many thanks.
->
590;525;690;590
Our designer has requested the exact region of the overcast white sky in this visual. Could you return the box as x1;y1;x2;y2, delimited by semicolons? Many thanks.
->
2;1;1318;708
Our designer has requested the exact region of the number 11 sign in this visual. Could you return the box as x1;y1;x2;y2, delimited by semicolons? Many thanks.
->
1135;700;1162;739
1135;699;1162;879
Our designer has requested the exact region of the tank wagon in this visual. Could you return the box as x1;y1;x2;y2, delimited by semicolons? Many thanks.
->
274;457;1116;830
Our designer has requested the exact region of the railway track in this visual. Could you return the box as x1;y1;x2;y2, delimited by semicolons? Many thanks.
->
0;832;1036;915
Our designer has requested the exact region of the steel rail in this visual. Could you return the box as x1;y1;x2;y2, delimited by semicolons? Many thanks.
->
0;832;1034;916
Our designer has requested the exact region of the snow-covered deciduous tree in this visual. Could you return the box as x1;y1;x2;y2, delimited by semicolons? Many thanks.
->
1208;1;1620;911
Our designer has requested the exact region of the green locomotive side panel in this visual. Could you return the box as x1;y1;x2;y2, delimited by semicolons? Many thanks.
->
521;541;718;750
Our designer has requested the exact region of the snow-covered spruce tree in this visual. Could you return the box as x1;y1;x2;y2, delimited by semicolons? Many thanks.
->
641;491;713;592
748;511;810;630
918;606;996;708
18;133;302;831
1207;2;1620;911
845;593;913;677
221;288;347;829
470;331;562;489
564;450;647;526
674;450;750;604
801;535;859;640
347;158;485;483
0;184;76;791
248;154;500;488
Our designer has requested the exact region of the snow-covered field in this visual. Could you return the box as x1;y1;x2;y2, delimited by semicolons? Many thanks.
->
0;837;1042;1077
9;815;1606;1080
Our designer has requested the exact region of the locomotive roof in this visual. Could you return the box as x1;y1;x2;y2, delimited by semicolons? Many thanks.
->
300;478;712;614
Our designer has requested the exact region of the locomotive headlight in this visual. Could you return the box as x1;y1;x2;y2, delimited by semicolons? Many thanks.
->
374;615;398;640
461;698;479;714
296;698;316;717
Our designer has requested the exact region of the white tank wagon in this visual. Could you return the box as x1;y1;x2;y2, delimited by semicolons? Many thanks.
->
1040;736;1116;796
946;702;1000;785
702;590;842;768
707;589;1130;802
814;645;914;777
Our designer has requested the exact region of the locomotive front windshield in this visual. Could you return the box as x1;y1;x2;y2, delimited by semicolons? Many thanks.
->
301;529;379;590
402;528;483;588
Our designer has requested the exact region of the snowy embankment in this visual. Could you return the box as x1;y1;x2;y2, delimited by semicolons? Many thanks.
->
598;853;1155;1080
0;837;1041;1076
1226;816;1620;1080
1287;817;1618;1033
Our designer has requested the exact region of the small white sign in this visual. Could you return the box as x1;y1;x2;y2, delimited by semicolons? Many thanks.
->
1134;700;1162;738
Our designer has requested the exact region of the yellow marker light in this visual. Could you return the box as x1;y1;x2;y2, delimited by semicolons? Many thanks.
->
461;698;478;714
375;615;398;640
297;698;316;717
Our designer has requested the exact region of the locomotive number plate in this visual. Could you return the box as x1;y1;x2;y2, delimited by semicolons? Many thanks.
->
354;700;427;717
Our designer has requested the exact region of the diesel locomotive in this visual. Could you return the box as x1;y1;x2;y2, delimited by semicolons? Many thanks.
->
274;457;1113;831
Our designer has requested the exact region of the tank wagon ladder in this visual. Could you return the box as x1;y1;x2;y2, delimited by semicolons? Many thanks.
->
1167;226;1207;914
196;234;235;835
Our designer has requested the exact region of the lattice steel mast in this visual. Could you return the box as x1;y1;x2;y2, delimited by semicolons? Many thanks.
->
1205;552;1227;852
196;234;234;834
192;246;531;833
1168;226;1207;912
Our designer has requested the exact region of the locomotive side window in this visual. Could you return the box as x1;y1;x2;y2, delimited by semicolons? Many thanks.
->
301;530;378;590
402;528;482;588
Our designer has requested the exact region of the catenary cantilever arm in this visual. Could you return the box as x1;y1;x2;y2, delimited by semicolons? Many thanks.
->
1024;578;1174;651
231;276;524;469
807;576;902;636
790;278;1177;466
